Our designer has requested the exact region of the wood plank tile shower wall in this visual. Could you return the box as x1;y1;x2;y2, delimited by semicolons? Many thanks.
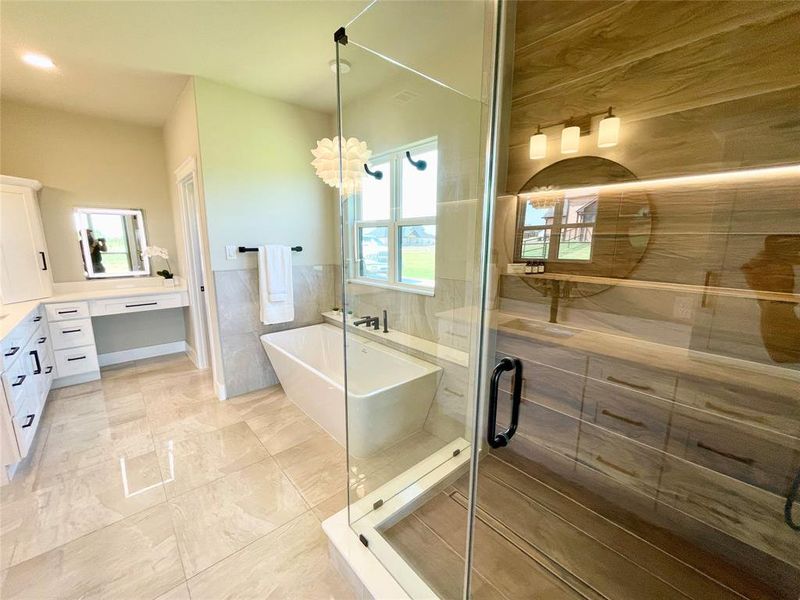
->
491;1;799;597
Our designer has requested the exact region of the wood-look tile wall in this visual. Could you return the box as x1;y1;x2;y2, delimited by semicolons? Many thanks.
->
491;1;800;595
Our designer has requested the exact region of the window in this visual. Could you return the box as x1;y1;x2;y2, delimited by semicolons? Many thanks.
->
517;190;596;262
355;139;437;292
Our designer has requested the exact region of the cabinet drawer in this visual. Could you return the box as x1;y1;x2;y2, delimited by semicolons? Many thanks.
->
577;421;663;498
45;301;90;321
2;358;30;416
1;306;43;364
89;293;183;316
582;378;672;449
12;393;42;459
675;376;800;438
666;407;799;496
54;345;99;377
50;318;94;350
587;356;677;401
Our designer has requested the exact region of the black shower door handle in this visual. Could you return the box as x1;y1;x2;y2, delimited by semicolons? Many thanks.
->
487;356;523;449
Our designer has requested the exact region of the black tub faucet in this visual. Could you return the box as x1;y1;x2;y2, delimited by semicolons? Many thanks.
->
354;315;379;330
382;310;388;333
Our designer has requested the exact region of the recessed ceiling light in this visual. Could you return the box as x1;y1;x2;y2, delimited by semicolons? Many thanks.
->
21;52;56;70
329;59;351;75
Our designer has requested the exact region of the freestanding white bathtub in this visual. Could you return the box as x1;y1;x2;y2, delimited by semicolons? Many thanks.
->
260;323;442;458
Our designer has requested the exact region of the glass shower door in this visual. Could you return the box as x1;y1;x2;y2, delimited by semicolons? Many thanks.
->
335;1;497;596
462;1;800;598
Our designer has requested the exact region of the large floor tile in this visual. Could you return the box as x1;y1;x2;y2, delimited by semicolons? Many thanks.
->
0;503;184;600
311;488;348;522
187;511;355;599
274;433;347;506
2;450;165;568
157;421;268;497
226;384;286;421
44;390;146;428
147;394;244;445
168;457;308;577
155;582;191;600
35;416;155;485
246;395;326;455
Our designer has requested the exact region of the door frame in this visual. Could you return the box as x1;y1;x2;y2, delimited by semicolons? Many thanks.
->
174;157;211;370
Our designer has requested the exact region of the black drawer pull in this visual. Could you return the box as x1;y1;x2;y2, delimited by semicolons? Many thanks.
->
601;409;645;428
4;346;19;357
22;414;35;428
57;309;79;314
62;328;82;334
38;337;47;344
45;366;53;374
606;375;653;392
30;349;42;375
39;251;48;271
67;356;86;362
125;302;158;308
12;374;26;386
33;316;42;322
697;441;755;466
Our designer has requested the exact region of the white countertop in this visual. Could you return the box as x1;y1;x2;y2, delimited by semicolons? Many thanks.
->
0;285;188;341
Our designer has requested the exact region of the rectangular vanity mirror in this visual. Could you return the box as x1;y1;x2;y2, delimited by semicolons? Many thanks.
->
75;207;149;278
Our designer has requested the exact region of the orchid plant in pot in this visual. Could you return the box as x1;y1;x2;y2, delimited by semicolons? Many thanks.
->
142;246;174;285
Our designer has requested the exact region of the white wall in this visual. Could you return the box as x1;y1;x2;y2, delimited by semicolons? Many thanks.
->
0;99;179;283
0;99;186;353
193;77;338;270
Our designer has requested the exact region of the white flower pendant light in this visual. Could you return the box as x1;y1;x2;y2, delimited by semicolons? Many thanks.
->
311;137;372;195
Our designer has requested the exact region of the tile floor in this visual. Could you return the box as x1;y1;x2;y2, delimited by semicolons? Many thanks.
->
0;354;356;599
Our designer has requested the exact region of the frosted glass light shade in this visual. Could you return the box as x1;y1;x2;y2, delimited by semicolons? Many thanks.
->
597;116;621;148
529;133;547;159
561;126;580;154
311;136;371;195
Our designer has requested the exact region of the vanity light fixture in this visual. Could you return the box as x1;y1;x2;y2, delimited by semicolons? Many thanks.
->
561;125;580;155
597;106;620;148
529;125;547;160
21;52;55;70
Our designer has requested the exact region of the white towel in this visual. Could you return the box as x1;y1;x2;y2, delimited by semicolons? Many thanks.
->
258;245;294;324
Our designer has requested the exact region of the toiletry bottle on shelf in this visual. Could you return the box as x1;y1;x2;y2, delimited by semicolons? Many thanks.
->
525;261;533;274
539;261;546;273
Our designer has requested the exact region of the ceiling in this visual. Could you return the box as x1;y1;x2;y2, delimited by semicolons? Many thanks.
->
0;1;487;127
0;1;370;125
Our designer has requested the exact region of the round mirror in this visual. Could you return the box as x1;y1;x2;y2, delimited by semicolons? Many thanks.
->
514;156;652;297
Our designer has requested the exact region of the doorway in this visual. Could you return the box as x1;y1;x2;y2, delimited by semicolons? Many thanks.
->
175;157;211;372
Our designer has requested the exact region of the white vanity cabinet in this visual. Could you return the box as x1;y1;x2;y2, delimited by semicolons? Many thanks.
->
0;304;54;470
47;301;99;382
0;176;53;304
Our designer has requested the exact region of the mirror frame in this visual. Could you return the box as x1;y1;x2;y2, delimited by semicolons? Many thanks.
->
75;207;150;279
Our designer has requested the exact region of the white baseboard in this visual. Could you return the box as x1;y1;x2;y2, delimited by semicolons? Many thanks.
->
97;341;187;367
185;343;199;368
52;370;101;389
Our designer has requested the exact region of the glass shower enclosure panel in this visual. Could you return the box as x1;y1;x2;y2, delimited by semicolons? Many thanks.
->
461;1;800;599
335;1;495;596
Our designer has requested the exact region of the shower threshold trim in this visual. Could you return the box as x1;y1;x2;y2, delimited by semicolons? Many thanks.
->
323;437;471;599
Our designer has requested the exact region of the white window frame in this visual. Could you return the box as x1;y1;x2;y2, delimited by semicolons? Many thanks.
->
351;137;437;295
